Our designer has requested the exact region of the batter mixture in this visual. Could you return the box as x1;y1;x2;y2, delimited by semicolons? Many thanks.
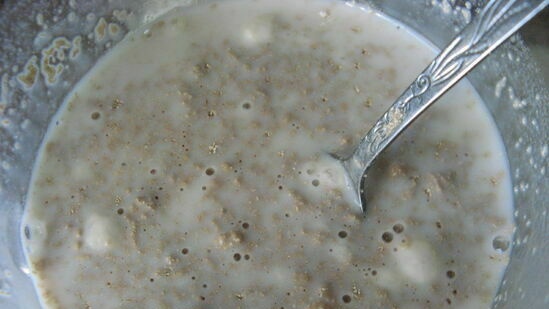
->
22;0;514;308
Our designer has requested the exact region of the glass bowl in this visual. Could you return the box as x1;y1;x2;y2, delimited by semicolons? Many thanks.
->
0;0;546;308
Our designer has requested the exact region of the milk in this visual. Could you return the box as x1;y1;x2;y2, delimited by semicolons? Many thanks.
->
22;0;514;308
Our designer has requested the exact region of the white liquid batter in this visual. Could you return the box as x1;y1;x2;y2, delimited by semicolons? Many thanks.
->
22;0;514;308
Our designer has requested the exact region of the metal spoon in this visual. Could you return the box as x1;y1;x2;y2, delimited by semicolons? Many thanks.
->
339;0;548;211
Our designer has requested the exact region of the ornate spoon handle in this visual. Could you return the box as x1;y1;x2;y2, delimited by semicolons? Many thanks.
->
344;0;548;191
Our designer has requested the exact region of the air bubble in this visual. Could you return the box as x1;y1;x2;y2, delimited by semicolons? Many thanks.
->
342;294;351;303
392;223;404;234
24;226;31;239
493;236;510;252
382;232;393;243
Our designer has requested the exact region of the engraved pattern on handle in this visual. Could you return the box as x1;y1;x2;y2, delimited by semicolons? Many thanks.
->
345;0;548;193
